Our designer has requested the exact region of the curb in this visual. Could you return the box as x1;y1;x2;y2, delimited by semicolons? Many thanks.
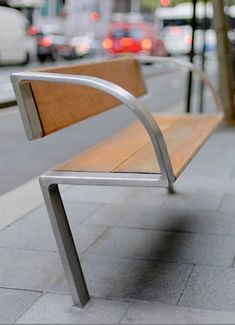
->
0;99;16;109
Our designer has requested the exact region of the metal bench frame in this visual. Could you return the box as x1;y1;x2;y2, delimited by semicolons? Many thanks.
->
11;56;222;307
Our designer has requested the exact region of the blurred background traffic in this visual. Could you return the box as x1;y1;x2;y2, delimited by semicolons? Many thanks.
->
2;0;235;66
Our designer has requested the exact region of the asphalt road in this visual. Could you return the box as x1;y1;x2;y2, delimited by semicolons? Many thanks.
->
0;56;217;195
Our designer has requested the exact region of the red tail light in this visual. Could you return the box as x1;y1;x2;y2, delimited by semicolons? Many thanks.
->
185;35;193;45
141;39;152;50
102;38;113;49
120;38;134;47
27;25;39;36
90;11;100;22
170;26;182;36
39;37;53;47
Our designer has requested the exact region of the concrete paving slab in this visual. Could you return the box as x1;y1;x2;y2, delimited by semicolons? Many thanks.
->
83;203;125;227
52;255;192;305
0;178;44;231
63;200;103;223
179;266;235;312
121;300;235;324
182;139;235;178
16;293;129;324
182;160;234;178
200;176;235;195
0;248;64;292
126;187;167;207
62;185;136;204
161;184;223;211
0;288;41;324
230;168;235;178
0;203;106;253
84;255;192;304
219;193;235;214
86;227;235;266
116;205;235;236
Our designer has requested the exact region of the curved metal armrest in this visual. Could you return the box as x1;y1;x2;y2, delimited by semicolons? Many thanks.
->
137;55;223;113
11;71;175;185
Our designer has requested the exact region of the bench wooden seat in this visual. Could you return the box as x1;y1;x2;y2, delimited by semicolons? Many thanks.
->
11;56;223;308
55;114;222;178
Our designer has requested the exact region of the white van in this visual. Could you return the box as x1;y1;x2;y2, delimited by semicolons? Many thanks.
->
0;6;30;65
155;2;216;56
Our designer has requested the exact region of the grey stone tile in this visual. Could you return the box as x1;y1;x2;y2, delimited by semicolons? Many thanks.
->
127;187;166;207
83;256;192;304
181;141;234;178
62;185;136;204
117;205;235;236
183;163;233;178
17;294;128;324
231;168;235;179
179;266;235;312
200;177;235;195
0;248;64;292
0;288;41;324
219;194;235;214
161;184;223;211
83;203;124;227
86;227;235;266
122;300;235;324
173;175;204;189
51;255;191;304
63;200;103;223
0;205;107;253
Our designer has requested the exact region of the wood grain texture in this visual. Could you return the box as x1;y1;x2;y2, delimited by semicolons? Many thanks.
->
27;57;146;136
54;114;222;177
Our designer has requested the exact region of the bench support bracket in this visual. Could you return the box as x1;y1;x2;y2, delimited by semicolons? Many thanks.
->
40;181;90;307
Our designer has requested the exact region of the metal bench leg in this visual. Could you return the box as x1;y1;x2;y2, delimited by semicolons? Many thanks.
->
40;182;90;307
167;184;176;194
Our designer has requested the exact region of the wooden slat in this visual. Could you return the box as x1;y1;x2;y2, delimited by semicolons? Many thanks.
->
54;114;222;177
27;57;146;136
115;114;223;177
54;115;180;173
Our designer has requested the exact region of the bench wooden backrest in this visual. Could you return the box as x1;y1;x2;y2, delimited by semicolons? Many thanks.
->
21;57;146;136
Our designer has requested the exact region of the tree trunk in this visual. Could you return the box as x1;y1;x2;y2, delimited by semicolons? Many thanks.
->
212;0;235;124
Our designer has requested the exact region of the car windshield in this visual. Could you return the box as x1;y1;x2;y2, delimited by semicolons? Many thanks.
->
111;28;145;40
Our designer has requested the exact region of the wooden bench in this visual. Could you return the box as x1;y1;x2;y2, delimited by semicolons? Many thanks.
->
11;56;223;307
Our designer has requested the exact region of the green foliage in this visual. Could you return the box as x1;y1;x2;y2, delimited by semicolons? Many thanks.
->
141;0;200;10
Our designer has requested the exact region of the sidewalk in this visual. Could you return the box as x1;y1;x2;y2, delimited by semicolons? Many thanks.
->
0;122;235;324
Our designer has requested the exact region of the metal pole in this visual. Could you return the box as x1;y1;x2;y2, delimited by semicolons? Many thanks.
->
199;0;207;113
186;0;197;113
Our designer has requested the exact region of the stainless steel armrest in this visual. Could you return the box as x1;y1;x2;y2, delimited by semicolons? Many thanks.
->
11;72;175;185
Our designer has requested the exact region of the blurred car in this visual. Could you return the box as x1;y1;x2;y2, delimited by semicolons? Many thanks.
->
37;32;75;63
160;25;192;55
0;6;31;65
161;25;216;55
70;33;96;58
37;29;96;63
102;21;167;57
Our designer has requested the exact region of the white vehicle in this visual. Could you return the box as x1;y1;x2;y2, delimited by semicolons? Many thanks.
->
0;6;30;65
155;2;216;55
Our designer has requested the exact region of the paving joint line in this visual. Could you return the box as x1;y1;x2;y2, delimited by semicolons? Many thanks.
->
0;285;43;294
82;253;234;269
13;292;44;324
176;263;195;306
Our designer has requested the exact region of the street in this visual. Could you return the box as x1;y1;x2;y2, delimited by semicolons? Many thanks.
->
0;56;217;195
